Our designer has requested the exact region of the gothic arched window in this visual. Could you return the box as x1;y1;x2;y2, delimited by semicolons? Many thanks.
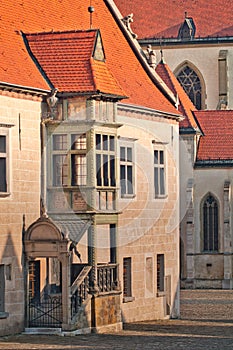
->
176;65;202;110
202;195;219;252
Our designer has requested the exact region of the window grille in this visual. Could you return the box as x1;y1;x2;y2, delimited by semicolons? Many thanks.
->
123;257;132;297
157;254;165;292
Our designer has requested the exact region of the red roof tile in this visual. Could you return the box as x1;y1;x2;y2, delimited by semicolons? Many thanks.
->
0;0;180;115
155;59;197;129
195;110;233;161
114;0;233;39
25;30;126;97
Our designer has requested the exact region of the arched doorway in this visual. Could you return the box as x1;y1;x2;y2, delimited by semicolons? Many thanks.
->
24;216;70;329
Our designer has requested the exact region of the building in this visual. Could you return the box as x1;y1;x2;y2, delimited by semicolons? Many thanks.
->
114;0;233;290
154;37;233;289
0;0;182;335
114;0;233;110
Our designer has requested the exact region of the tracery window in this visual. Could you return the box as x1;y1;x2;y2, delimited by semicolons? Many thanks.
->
202;195;219;252
176;66;202;110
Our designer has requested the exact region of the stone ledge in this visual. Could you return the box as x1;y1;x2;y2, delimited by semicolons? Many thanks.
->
92;321;122;334
0;312;9;319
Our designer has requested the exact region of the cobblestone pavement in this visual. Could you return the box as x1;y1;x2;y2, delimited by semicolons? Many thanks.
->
0;290;233;350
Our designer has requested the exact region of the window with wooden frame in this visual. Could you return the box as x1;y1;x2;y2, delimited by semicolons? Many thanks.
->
120;143;134;197
0;129;9;194
95;133;116;187
52;133;87;187
154;149;166;197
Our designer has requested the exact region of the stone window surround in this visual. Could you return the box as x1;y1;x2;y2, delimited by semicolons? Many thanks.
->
0;125;13;197
119;138;136;198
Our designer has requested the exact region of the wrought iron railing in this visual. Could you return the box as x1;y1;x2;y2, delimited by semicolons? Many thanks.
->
97;263;119;293
28;293;62;328
70;265;92;319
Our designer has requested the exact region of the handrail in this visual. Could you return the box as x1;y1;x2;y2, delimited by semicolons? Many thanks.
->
97;263;119;293
71;265;92;295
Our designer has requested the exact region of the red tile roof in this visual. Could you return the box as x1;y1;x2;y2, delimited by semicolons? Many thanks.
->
0;0;180;115
155;58;197;130
195;110;233;161
25;30;126;97
114;0;233;39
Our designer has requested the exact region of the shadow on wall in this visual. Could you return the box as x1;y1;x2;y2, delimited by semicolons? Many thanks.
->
0;226;25;336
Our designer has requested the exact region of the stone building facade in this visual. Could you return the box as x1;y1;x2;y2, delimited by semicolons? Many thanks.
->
0;91;43;335
115;0;233;290
0;0;182;336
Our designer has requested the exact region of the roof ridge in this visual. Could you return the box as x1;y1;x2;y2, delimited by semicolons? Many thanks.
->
105;0;179;110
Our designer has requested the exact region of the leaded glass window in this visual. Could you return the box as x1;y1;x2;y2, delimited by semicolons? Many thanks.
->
203;195;219;252
176;66;202;110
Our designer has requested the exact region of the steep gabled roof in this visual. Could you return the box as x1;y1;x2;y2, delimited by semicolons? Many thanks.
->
24;30;126;97
155;58;198;130
195;110;233;161
0;0;180;116
114;0;233;39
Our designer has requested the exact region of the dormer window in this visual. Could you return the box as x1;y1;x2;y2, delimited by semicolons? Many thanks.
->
93;31;105;61
178;13;196;41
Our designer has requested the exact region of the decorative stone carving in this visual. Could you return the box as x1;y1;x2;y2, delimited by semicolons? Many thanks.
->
146;44;157;68
46;88;58;118
122;13;138;39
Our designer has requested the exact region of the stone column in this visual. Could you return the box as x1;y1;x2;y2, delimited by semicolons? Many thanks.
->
60;252;71;330
186;179;195;284
223;180;233;289
88;222;98;293
110;224;120;290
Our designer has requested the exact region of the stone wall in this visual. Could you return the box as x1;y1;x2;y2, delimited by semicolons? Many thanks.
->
0;94;41;336
92;292;122;333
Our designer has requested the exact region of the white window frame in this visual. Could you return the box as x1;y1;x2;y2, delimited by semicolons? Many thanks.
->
0;127;10;196
119;138;136;198
51;133;87;187
95;133;116;188
153;146;167;198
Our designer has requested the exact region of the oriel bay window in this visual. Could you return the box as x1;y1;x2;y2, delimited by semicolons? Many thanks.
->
52;133;87;187
95;133;116;187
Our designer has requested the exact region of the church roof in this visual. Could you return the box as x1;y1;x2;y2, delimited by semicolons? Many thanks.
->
24;30;126;97
0;0;180;115
155;58;198;130
195;110;233;161
114;0;233;39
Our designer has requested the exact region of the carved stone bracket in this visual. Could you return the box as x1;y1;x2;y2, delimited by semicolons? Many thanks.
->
122;13;138;39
